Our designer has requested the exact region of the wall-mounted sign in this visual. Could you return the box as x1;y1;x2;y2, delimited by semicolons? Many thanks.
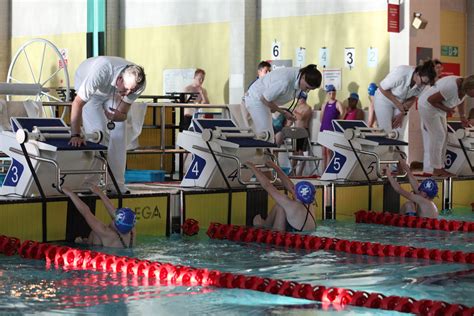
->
387;1;400;33
319;47;329;68
323;68;342;91
295;47;306;67
344;48;355;69
441;46;459;57
271;40;281;60
367;47;378;68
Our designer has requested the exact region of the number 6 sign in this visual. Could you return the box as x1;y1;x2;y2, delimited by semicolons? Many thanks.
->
272;40;281;60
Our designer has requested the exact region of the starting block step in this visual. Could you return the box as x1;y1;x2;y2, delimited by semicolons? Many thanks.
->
125;169;166;183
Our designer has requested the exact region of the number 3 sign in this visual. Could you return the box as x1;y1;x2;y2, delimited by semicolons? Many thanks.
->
344;47;355;69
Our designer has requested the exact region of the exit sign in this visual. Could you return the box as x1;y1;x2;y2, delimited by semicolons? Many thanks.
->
441;46;459;57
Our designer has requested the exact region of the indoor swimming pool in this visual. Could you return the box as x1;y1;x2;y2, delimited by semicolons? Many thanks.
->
0;211;473;315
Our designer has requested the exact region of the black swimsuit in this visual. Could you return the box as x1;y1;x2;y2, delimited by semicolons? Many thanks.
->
286;204;316;232
115;230;134;248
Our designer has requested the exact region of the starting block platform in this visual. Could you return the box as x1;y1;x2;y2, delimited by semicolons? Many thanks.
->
445;121;474;176
318;120;407;181
177;118;277;188
0;117;108;197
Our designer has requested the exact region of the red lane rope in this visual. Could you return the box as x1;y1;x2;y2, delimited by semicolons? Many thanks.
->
0;235;472;316
206;223;474;264
355;210;474;233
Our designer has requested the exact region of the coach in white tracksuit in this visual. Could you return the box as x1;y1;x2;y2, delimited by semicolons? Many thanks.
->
244;65;322;143
69;56;146;193
374;61;436;140
418;75;474;177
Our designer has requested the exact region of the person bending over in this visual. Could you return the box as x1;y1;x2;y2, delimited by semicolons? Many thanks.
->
385;159;439;218
62;185;136;248
247;160;316;232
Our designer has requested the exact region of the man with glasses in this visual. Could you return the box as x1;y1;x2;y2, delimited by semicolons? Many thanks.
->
69;56;146;194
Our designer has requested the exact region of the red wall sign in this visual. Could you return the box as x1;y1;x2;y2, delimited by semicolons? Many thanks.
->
388;3;400;33
440;62;461;77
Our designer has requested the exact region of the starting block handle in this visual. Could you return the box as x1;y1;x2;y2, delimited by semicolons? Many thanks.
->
16;128;102;144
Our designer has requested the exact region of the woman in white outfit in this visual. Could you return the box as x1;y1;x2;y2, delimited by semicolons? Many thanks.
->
374;60;436;139
244;64;322;143
418;75;474;177
69;56;146;194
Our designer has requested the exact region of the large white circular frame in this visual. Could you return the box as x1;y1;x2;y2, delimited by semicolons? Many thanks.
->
6;38;71;103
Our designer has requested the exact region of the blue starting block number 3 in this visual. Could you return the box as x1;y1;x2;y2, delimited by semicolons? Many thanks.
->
185;155;206;180
3;159;24;187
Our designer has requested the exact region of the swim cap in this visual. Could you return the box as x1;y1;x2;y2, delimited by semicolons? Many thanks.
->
368;83;378;96
325;84;336;92
349;92;359;101
294;181;316;204
114;208;136;234
418;179;438;199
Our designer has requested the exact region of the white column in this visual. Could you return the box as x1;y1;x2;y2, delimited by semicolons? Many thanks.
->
467;0;474;112
0;0;11;83
228;0;258;104
106;0;120;57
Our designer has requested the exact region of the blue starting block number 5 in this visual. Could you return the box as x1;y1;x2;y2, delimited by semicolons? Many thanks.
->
3;159;24;187
326;152;347;174
185;155;206;180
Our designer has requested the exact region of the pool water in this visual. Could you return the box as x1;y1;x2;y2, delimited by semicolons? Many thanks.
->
0;211;473;315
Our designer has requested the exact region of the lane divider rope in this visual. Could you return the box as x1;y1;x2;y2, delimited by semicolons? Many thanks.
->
206;223;474;264
0;234;472;315
355;210;474;232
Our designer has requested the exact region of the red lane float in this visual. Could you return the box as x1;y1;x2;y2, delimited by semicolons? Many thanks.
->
2;235;474;316
355;210;474;232
182;218;200;236
206;223;474;264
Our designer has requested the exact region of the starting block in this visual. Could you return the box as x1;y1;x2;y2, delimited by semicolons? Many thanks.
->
317;120;407;181
445;121;474;176
0;117;108;197
177;118;277;188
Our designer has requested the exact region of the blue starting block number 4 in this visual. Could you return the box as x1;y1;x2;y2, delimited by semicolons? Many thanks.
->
185;155;206;180
3;159;24;187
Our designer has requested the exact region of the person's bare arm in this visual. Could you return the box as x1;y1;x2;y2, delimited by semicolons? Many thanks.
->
386;171;413;200
265;160;295;195
336;101;345;119
261;96;295;122
378;87;404;112
402;96;416;111
62;187;109;235
356;109;365;120
104;100;131;122
90;185;116;219
456;101;469;127
427;92;454;114
69;96;87;147
398;159;419;192
200;87;209;104
245;161;295;210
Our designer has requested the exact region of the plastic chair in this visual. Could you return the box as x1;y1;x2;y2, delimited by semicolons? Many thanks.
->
281;126;321;176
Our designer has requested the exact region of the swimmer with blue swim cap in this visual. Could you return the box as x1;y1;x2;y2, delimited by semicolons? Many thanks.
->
62;185;136;248
246;160;317;232
385;159;439;218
